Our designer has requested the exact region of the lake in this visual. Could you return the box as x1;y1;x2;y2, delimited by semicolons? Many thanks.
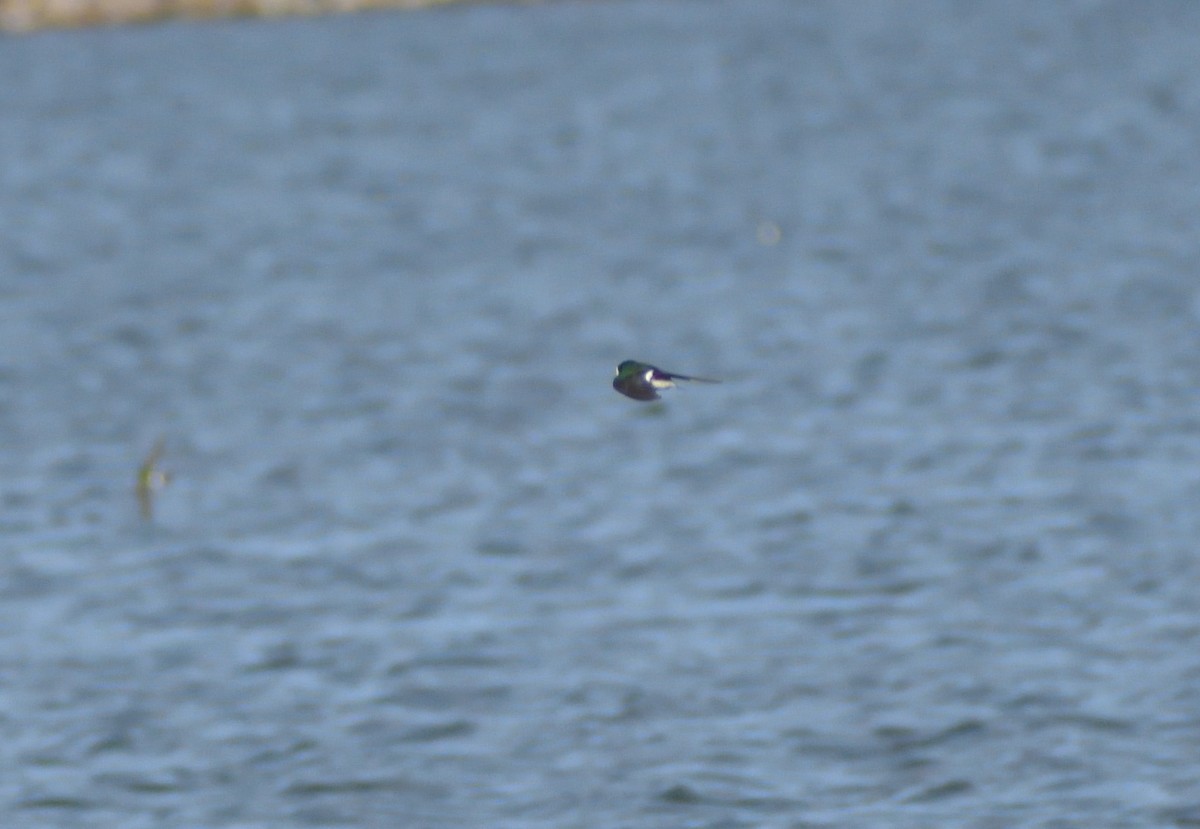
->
3;1;1200;826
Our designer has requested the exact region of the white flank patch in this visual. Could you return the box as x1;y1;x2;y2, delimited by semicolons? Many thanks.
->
648;370;674;389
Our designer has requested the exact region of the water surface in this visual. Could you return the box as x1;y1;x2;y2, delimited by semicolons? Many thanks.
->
3;2;1200;826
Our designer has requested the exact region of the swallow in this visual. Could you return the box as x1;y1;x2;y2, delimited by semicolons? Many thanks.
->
612;359;719;402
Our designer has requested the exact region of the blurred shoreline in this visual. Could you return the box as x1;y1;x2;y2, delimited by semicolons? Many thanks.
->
1;0;488;33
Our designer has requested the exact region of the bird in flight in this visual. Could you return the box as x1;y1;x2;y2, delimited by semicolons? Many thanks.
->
612;359;719;402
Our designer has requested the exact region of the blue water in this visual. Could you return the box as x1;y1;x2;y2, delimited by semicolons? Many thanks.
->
4;1;1200;826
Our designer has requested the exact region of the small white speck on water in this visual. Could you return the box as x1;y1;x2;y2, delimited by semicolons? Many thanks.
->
756;220;782;246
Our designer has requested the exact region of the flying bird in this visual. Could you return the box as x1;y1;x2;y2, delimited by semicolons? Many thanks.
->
612;359;719;402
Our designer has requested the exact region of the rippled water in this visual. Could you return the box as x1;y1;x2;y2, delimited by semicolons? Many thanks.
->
4;1;1200;826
